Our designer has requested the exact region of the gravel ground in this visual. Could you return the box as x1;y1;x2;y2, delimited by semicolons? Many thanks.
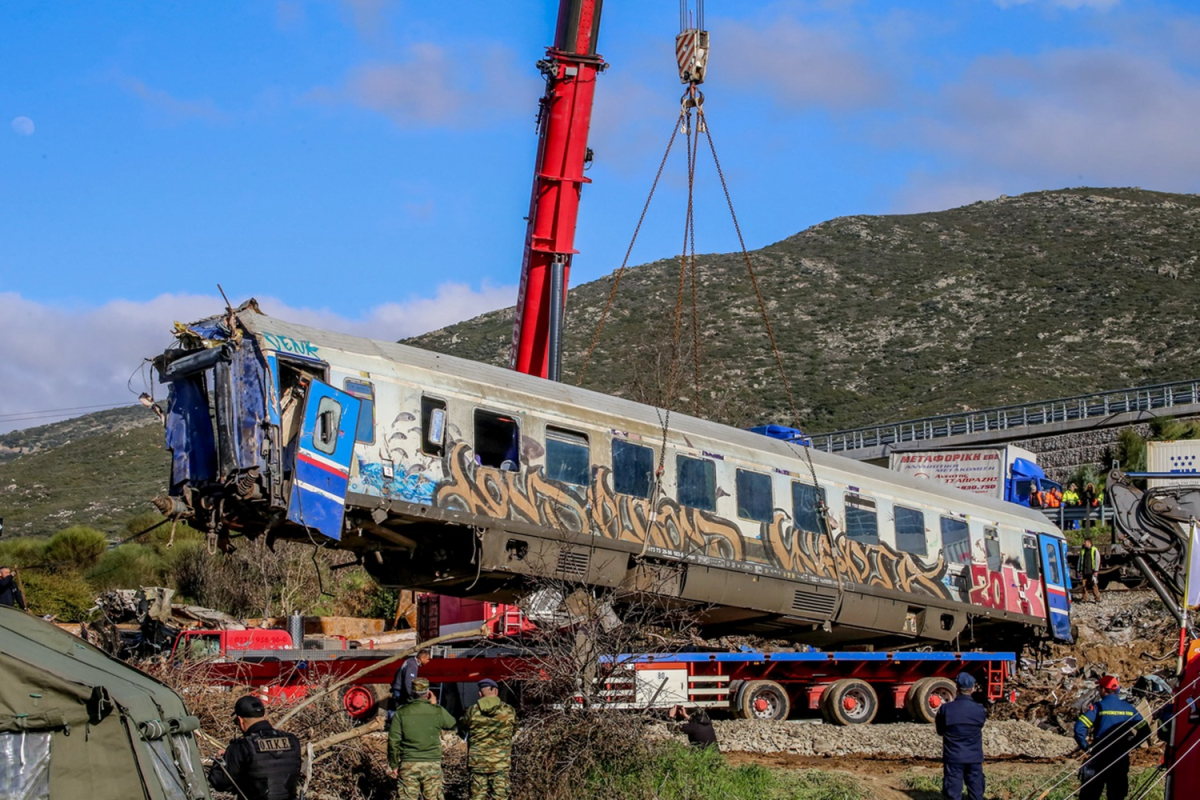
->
651;719;1076;759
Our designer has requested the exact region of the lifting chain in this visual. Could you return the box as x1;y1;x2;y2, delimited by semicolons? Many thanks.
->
580;6;831;551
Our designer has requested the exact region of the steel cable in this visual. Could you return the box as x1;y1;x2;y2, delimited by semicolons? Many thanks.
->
1022;671;1200;799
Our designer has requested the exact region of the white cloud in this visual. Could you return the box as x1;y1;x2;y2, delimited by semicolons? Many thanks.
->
0;283;514;433
717;15;891;111
10;117;34;136
914;49;1200;192
312;42;537;129
995;0;1121;9
115;74;228;124
890;174;1010;214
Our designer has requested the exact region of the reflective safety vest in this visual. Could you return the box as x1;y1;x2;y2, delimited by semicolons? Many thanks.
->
1074;693;1146;758
1063;489;1081;506
1080;546;1100;574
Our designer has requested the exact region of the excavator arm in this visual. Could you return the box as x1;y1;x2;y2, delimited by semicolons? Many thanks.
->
1107;469;1200;626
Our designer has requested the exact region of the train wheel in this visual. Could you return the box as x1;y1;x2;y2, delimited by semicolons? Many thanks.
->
820;679;878;726
905;677;955;724
737;680;791;721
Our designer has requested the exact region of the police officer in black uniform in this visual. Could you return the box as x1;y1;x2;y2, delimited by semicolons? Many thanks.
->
934;672;987;800
209;696;303;800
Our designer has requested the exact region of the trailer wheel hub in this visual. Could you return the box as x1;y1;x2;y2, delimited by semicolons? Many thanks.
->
929;695;943;709
342;686;375;719
842;695;858;711
754;697;769;713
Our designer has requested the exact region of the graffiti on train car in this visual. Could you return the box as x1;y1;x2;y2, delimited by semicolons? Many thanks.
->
760;511;952;600
434;443;591;535
355;460;436;504
589;466;745;561
423;441;954;599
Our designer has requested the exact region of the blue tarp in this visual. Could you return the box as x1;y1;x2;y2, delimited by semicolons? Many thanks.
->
748;424;813;446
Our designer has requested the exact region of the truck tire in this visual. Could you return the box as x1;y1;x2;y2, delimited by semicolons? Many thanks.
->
904;677;955;724
341;683;390;723
736;680;791;721
820;679;878;726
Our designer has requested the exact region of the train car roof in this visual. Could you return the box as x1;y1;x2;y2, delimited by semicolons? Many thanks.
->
236;309;1058;532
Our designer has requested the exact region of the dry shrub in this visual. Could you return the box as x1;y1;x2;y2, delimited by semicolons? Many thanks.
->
510;709;654;800
144;662;397;800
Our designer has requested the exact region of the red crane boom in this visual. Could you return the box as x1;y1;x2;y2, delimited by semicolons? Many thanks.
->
509;0;606;381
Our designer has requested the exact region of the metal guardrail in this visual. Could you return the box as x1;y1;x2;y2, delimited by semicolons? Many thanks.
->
1039;504;1111;530
811;379;1200;454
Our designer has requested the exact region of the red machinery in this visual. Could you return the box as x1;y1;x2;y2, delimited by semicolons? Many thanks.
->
423;0;610;636
509;0;606;381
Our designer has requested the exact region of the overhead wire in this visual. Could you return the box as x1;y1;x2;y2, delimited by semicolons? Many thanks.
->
0;402;140;422
1021;670;1200;800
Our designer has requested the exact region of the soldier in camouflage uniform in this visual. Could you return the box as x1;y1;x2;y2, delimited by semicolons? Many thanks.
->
387;677;457;800
458;678;518;800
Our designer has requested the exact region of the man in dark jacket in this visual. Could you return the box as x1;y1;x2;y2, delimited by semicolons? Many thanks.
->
934;673;986;800
458;678;518;800
1074;675;1149;800
387;677;457;800
669;705;718;750
391;648;432;717
209;695;303;800
0;567;26;610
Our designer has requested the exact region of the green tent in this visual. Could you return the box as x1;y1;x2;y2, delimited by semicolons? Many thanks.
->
0;606;211;799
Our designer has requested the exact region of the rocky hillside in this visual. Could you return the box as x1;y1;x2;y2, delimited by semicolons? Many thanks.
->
0;409;166;536
0;405;152;464
4;187;1199;536
410;188;1200;432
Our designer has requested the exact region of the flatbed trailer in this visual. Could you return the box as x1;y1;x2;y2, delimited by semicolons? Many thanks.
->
186;644;1014;726
598;649;1010;725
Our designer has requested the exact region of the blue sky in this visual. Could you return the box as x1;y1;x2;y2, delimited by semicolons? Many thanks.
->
3;0;1199;430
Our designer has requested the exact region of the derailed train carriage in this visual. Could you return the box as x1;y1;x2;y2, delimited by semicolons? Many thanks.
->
153;303;1072;650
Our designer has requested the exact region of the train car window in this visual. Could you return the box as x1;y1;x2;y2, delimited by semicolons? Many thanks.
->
676;455;716;511
612;440;654;498
421;397;447;457
1044;543;1062;584
343;379;375;444
940;517;970;565
845;494;879;545
894;506;926;555
313;396;341;455
985;527;1002;572
474;410;519;471
791;482;826;534
546;427;590;487
736;469;773;523
1023;536;1041;581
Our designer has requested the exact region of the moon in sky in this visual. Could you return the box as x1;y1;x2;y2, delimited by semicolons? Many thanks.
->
11;117;34;136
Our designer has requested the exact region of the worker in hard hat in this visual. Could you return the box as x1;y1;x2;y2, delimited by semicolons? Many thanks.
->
934;672;987;800
1074;675;1150;800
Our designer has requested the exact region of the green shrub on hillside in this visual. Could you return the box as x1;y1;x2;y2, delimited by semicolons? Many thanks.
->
122;512;205;555
1115;428;1147;473
22;570;95;621
44;526;108;572
1150;416;1200;441
0;537;49;569
86;544;168;591
318;570;400;620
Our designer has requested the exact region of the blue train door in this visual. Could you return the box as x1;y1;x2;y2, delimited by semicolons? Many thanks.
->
287;381;361;540
1037;533;1073;642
